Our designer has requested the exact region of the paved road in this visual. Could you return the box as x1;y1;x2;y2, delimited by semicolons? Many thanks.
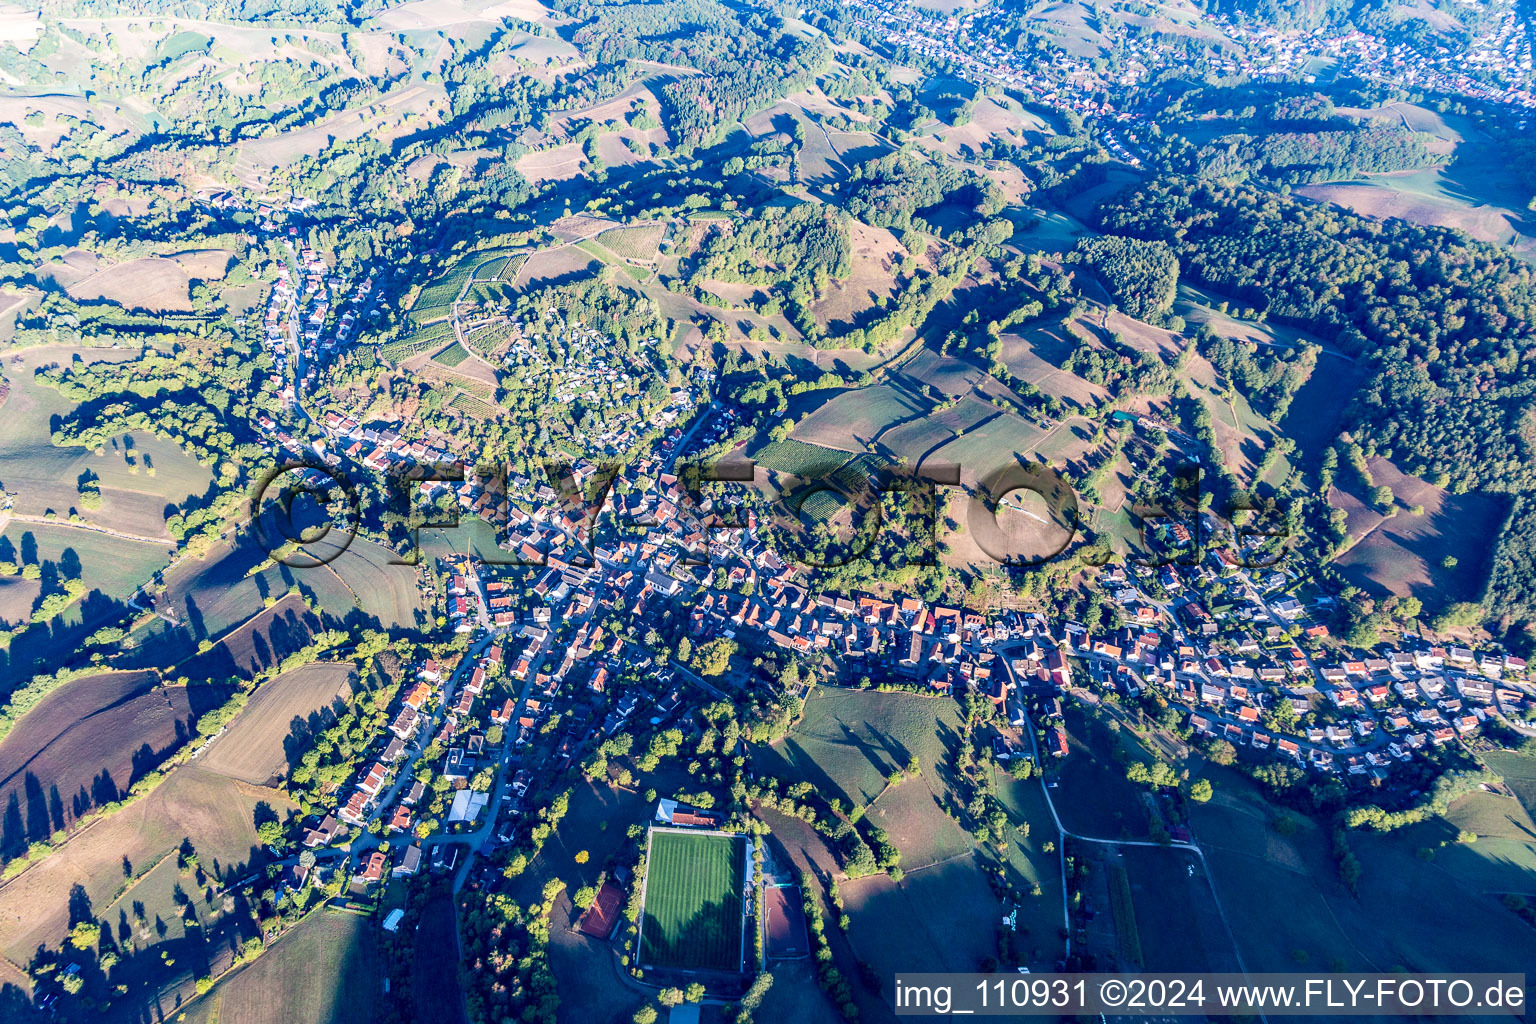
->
1002;665;1258;1005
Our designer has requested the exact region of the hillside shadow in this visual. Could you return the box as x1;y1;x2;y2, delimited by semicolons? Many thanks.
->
0;591;136;697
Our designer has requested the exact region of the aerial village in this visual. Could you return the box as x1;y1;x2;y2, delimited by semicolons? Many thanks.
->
270;402;1536;909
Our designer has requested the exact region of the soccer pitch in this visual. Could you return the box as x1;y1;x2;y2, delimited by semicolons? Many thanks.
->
638;829;746;972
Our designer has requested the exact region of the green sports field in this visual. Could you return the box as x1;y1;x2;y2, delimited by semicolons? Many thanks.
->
639;830;745;971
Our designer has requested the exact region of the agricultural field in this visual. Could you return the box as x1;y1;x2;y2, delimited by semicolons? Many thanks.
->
509;245;600;290
926;95;1049;163
991;772;1066;964
923;414;1048;488
0;764;292;965
753;688;966;811
574;238;647;281
1050;705;1156;841
807;221;909;332
638;829;745;972
60;252;229;313
412;895;470;1024
409;256;478;325
1294;104;1536;261
197;662;355;785
471;255;511;281
181;908;381;1024
461;318;518;359
125;532;426;670
1481;751;1536;821
1119;844;1242;973
1279;352;1368;462
0;521;172;630
382;320;456;362
448;391;500;419
790;384;929;451
234;81;446;188
753;438;854;477
0;671;231;847
839;853;1002;998
875;397;998;465
860;775;971;869
0;345;214;538
139;592;324;678
595;224;666;261
996;325;1111;412
515;142;588;184
1191;766;1536;973
430;341;472;368
743;100;847;183
1332;457;1508;610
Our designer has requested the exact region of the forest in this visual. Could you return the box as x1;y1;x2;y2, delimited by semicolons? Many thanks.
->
843;150;1002;234
1070;235;1180;321
551;0;831;151
1187;126;1438;184
1096;177;1536;496
686;203;853;310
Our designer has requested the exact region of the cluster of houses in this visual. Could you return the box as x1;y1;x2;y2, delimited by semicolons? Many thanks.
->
840;0;1533;177
461;303;702;457
297;638;512;885
1214;7;1535;110
590;455;1536;786
293;532;704;891
254;228;376;383
264;386;1536;907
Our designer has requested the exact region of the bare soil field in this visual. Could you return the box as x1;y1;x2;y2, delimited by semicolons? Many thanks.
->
900;348;987;397
198;662;354;785
808;221;907;330
1298;175;1535;257
515;142;587;184
928;97;1048;161
0;765;292;964
509;244;600;289
827;130;894;168
1334;458;1507;609
63;256;217;312
997;325;1110;411
0;671;220;844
